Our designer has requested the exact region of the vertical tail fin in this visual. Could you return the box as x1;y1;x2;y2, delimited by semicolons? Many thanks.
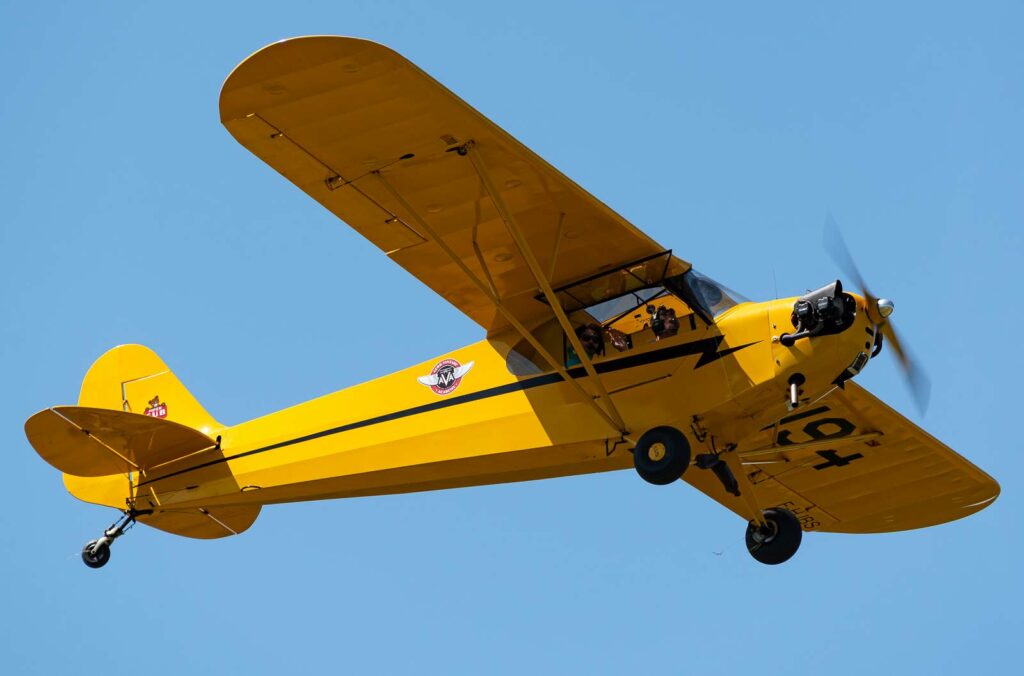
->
78;344;221;436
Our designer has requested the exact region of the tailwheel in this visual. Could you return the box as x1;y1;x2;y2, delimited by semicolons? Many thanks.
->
80;508;144;569
633;426;691;485
81;540;111;569
745;508;803;565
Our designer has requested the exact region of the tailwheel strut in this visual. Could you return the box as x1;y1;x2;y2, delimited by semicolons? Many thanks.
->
81;508;149;569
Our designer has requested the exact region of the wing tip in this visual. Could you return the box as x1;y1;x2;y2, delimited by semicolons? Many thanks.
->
219;35;405;122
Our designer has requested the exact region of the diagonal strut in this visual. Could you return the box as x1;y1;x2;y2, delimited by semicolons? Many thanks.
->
372;169;627;436
462;141;628;435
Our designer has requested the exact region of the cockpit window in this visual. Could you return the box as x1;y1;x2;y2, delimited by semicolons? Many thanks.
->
506;255;748;375
583;286;666;324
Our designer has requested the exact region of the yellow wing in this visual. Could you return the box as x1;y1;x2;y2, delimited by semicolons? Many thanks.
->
686;382;1000;534
219;36;689;333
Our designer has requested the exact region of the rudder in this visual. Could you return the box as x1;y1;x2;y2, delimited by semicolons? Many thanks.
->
79;344;222;436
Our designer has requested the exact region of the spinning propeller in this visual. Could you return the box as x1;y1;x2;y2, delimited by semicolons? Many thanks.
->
824;214;931;414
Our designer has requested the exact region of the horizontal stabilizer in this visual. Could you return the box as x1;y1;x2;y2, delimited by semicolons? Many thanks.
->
25;406;216;477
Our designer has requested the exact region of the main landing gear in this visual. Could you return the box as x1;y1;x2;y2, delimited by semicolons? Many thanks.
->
81;509;146;569
632;426;691;485
631;425;804;565
745;508;803;564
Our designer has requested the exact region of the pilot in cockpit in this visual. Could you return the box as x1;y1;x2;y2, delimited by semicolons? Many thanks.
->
648;304;679;340
573;324;604;364
566;323;632;367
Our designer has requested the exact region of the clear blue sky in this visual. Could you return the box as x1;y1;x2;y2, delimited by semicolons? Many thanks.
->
2;2;1020;673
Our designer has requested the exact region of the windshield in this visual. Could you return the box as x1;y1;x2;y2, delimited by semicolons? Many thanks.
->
666;269;749;319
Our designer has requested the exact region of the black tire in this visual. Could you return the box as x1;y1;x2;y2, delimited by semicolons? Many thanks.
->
633;426;690;485
81;540;111;569
745;508;802;565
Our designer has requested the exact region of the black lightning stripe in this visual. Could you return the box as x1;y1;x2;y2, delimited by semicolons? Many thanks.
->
582;335;756;375
138;336;759;486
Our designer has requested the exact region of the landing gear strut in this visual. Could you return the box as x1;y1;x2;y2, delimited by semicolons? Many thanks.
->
745;507;802;565
81;509;145;569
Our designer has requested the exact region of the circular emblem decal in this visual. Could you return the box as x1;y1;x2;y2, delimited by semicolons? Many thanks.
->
417;358;474;396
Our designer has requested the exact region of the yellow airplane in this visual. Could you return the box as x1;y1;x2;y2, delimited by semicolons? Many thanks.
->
25;36;999;568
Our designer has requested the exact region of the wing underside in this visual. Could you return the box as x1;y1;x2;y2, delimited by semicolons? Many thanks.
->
685;382;999;534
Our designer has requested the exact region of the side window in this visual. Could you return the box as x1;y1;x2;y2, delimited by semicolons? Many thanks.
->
504;318;563;376
506;349;544;376
601;294;695;346
501;258;729;376
504;291;702;375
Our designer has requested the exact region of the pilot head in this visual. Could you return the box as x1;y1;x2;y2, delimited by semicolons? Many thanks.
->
576;324;605;357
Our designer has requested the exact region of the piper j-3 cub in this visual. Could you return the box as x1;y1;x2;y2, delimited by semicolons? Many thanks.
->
26;36;999;568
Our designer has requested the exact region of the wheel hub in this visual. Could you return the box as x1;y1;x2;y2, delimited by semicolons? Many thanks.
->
648;442;667;462
750;519;778;545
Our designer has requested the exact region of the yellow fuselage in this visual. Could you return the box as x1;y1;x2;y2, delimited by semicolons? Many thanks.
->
68;294;874;516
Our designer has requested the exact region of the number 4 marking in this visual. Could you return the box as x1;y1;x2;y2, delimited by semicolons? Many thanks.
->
813;450;864;470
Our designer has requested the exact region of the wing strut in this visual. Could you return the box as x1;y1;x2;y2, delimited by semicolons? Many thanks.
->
738;432;883;462
198;508;240;536
373;169;627;436
463;142;628;435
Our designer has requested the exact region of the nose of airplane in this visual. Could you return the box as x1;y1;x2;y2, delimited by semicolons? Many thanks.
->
848;291;893;325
